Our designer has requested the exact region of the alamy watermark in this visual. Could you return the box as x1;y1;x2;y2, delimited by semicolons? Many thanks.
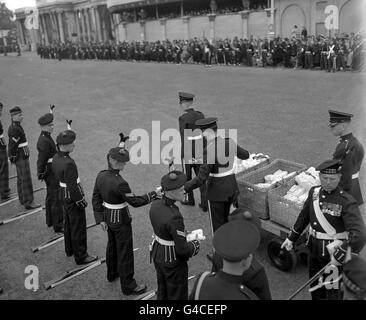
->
127;123;238;165
24;265;39;292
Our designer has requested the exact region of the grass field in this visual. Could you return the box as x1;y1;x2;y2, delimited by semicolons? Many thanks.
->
0;52;365;300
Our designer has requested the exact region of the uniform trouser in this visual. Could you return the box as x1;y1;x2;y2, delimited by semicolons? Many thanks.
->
217;52;224;64
247;54;253;66
327;56;336;72
154;260;188;300
63;200;88;263
184;163;207;207
106;222;137;293
208;200;232;233
320;54;327;70
304;53;313;69
15;157;34;206
0;149;10;199
336;53;345;70
203;52;211;65
308;237;342;300
262;53;268;66
44;175;63;230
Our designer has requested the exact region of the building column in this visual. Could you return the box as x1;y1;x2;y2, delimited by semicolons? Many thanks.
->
74;11;81;42
159;18;167;40
16;20;25;45
57;11;65;43
182;16;190;40
122;22;128;42
85;8;92;42
50;11;59;42
267;0;275;40
208;13;216;41
90;7;97;41
140;20;146;41
40;14;49;45
80;9;87;41
93;6;103;42
240;10;249;39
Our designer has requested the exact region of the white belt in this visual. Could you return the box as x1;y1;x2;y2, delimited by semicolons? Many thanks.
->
103;202;128;210
352;172;359;179
187;135;202;141
309;226;348;240
305;51;311;53
18;142;28;148
154;234;175;246
59;177;81;187
47;158;53;163
209;169;234;178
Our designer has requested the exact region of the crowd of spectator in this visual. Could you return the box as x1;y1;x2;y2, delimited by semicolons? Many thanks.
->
36;33;365;72
119;0;269;23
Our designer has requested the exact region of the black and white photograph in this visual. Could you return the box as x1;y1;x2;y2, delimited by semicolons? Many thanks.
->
0;0;365;307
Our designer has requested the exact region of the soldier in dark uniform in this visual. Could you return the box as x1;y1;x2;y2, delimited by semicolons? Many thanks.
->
52;129;98;265
178;92;207;211
184;117;250;234
0;102;10;202
207;208;272;300
36;109;63;232
92;145;160;295
149;170;200;300
8;107;41;210
320;39;328;70
282;159;366;300
328;110;364;206
261;38;269;67
189;219;261;300
342;256;366;300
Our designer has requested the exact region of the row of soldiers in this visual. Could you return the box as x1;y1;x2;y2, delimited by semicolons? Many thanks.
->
36;35;365;71
1;97;366;300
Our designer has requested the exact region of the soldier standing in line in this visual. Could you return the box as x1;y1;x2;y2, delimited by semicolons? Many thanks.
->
328;110;364;207
92;142;160;295
184;117;250;233
8;106;41;210
149;171;201;300
52;126;98;265
36;106;63;232
0;102;10;202
178;92;207;211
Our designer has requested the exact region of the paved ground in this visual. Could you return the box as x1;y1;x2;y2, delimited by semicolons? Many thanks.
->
0;52;365;300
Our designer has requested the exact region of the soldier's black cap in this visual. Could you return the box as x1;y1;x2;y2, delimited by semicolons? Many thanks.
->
161;170;187;191
213;220;260;262
195;117;218;131
343;256;366;299
328;110;353;124
38;113;54;126
179;92;195;103
56;130;76;145
316;159;342;174
9;106;22;115
108;147;130;163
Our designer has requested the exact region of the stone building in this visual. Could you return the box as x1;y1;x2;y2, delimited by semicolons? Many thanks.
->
14;0;364;51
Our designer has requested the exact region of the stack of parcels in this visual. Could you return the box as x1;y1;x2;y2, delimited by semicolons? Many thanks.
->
255;169;297;190
283;167;320;205
233;153;270;174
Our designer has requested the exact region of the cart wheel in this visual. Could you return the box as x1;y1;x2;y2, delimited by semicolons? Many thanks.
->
267;238;297;272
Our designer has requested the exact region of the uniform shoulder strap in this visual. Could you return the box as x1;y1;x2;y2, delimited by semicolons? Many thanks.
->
238;284;260;300
194;271;211;300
